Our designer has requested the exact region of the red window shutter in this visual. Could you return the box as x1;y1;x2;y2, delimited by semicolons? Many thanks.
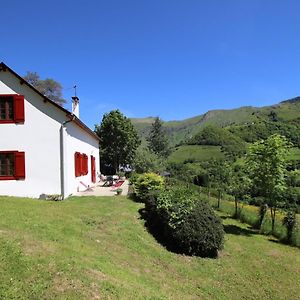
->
75;152;80;177
80;154;84;175
84;154;88;175
14;95;25;123
14;151;25;179
91;155;96;183
82;154;86;175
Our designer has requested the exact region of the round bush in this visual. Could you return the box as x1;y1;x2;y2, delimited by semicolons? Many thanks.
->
169;200;224;257
134;173;164;202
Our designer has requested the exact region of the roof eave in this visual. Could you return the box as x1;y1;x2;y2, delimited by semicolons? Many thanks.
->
0;62;100;142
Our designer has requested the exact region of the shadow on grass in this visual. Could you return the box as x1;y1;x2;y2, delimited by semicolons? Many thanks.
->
268;238;280;244
219;215;259;236
268;237;300;249
223;224;259;236
138;208;179;253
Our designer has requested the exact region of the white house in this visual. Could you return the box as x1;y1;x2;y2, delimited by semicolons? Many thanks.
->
0;62;100;199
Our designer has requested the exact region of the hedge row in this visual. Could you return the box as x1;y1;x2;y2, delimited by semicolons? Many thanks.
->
131;174;224;257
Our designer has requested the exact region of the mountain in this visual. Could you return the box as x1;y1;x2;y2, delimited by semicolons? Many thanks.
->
131;97;300;146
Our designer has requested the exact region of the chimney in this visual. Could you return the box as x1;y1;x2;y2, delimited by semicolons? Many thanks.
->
72;96;80;118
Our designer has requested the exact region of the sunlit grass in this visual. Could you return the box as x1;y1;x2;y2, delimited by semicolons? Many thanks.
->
0;195;299;299
209;197;300;247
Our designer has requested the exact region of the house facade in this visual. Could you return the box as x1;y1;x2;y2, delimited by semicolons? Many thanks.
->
0;62;100;199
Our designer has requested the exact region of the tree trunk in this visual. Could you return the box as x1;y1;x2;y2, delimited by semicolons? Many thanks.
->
207;181;211;199
234;196;238;219
270;206;276;234
217;190;221;209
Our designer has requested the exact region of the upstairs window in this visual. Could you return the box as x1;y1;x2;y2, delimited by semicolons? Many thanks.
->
0;96;13;121
0;94;25;124
0;151;25;180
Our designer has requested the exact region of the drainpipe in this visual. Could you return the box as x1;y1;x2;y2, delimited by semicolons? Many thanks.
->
60;115;75;199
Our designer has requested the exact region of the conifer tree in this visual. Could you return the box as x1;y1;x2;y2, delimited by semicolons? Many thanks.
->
147;117;170;157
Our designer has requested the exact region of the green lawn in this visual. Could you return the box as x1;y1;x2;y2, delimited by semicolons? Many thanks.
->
0;196;299;299
209;197;300;247
169;145;224;163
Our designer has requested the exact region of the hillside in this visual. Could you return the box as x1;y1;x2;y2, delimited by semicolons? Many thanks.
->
0;196;300;299
132;97;300;145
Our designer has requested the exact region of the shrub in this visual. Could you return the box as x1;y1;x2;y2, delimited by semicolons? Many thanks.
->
148;186;224;257
156;186;199;229
134;173;164;201
171;200;224;257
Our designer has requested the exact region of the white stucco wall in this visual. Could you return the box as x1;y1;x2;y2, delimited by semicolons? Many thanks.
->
63;121;100;197
0;68;100;198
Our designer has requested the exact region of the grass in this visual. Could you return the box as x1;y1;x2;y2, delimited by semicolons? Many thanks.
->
168;145;224;163
209;197;300;247
0;195;300;299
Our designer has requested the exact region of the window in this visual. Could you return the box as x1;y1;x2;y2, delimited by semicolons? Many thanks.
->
0;151;25;180
0;94;25;124
74;152;88;177
0;153;14;176
0;96;13;121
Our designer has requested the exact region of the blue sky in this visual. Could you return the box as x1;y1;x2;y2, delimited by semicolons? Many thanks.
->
1;0;300;128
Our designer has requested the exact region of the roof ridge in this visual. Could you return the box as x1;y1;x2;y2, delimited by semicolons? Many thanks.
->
0;62;99;141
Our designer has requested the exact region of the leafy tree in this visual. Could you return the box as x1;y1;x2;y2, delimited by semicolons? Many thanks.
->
133;145;165;174
24;71;66;106
246;134;291;233
228;168;251;218
95;110;140;173
206;159;231;209
147;117;170;157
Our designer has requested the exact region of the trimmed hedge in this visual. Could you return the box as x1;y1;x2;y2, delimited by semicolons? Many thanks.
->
145;186;224;257
171;200;224;257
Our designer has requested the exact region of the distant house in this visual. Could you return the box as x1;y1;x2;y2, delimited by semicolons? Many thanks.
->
0;62;100;199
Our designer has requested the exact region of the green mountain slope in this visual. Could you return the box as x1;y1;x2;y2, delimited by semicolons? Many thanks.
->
132;97;300;145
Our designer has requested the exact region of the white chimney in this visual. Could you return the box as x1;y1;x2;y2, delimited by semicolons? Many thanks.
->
72;96;80;118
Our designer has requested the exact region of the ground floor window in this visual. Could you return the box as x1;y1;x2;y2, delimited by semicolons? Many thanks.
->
74;152;88;177
0;153;14;176
0;151;25;180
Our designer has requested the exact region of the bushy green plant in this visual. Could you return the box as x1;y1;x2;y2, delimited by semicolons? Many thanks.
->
147;186;224;257
171;200;224;257
156;186;199;229
116;188;123;195
134;173;164;201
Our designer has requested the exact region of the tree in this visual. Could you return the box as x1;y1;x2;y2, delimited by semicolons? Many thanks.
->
147;117;170;157
133;145;165;174
228;168;251;218
24;71;66;106
206;159;231;209
95;110;140;173
246;134;291;233
282;210;297;245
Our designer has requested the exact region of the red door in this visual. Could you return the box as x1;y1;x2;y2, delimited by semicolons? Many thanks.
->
91;155;96;183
